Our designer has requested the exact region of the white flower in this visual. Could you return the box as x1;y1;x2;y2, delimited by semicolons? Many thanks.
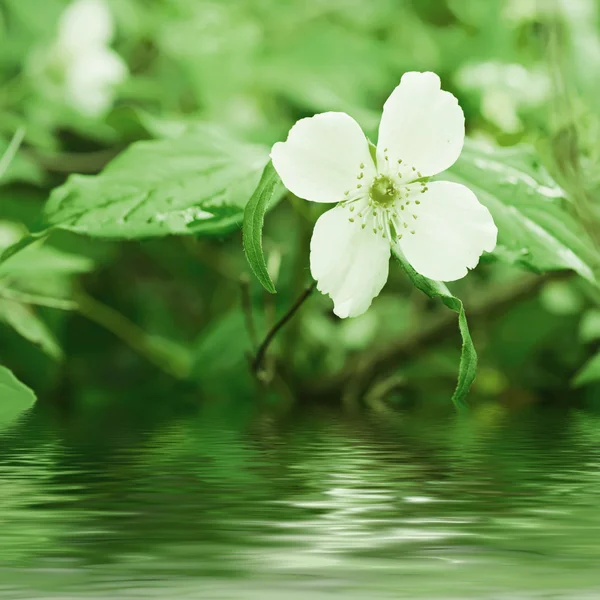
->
271;72;497;318
55;0;127;117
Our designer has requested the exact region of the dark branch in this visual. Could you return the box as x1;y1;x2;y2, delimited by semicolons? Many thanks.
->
312;271;572;399
252;283;316;376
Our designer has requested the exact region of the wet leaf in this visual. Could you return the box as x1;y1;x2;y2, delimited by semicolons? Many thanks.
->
447;140;599;284
44;125;270;239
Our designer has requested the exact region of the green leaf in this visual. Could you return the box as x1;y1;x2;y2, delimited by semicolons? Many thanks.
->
446;140;599;284
44;125;270;239
242;161;282;294
393;249;476;411
0;365;36;429
0;131;43;185
0;300;62;359
573;352;600;388
580;309;600;344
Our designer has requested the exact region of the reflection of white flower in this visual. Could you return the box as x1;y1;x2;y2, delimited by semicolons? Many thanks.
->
271;72;497;318
55;0;127;116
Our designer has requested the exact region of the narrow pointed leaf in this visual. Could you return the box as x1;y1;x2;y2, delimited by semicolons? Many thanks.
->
242;161;282;294
394;250;476;411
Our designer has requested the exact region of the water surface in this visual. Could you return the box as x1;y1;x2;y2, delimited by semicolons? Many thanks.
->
1;403;600;599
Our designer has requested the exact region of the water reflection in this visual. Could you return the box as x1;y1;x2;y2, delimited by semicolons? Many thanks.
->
0;405;600;598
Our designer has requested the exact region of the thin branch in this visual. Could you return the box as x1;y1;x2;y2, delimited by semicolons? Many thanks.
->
313;271;571;399
252;283;316;376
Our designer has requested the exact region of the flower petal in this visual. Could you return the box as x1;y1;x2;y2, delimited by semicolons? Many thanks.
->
271;112;375;203
377;72;465;177
399;181;497;281
310;205;390;318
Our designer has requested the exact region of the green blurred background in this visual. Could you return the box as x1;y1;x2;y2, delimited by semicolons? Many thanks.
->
0;0;599;413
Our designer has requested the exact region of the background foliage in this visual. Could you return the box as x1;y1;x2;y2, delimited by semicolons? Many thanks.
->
1;0;600;421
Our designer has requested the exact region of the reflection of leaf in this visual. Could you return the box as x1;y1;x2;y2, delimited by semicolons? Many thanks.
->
243;161;282;294
44;126;270;239
394;250;475;411
447;141;598;284
0;300;62;360
0;365;36;430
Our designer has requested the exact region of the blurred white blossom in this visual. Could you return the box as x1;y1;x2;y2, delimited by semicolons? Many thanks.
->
35;0;127;117
456;62;550;134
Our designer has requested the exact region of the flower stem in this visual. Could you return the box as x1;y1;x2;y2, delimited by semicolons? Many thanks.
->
252;283;316;377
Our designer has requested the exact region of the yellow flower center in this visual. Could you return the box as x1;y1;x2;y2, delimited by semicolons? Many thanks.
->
369;175;400;207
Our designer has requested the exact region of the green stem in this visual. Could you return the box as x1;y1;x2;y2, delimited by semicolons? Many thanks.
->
0;126;26;180
0;287;78;311
0;230;52;268
74;291;189;379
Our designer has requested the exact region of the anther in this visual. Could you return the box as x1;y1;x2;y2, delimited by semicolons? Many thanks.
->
357;173;364;180
357;184;362;189
403;222;408;229
349;218;355;223
344;191;350;196
412;214;418;220
373;228;377;234
360;163;365;169
361;224;366;229
417;171;422;178
358;213;363;217
397;234;403;240
410;230;415;235
349;206;354;212
400;205;405;210
397;159;403;164
415;200;421;205
412;167;416;172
